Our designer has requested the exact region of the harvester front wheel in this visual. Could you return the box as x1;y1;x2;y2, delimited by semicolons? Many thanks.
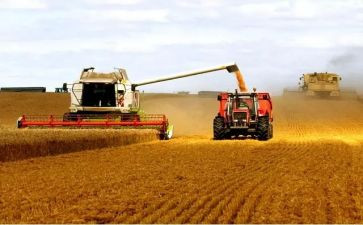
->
257;116;271;141
213;116;227;140
63;113;77;122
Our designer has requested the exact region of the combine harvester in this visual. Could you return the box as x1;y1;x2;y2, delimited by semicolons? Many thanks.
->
284;72;345;97
17;63;240;140
299;72;342;97
284;72;359;99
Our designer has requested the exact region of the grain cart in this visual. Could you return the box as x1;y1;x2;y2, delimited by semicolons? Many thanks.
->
17;63;240;140
299;72;341;97
213;90;273;140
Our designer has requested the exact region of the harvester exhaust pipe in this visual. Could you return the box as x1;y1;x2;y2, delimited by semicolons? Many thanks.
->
132;62;240;91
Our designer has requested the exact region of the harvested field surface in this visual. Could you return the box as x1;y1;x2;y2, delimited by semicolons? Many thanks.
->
1;93;363;223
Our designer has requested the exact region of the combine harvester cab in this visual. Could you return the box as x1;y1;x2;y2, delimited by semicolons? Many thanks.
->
17;63;241;140
213;91;273;140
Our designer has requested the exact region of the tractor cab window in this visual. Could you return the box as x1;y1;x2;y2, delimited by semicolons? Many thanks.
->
238;100;249;108
82;83;116;107
237;97;253;109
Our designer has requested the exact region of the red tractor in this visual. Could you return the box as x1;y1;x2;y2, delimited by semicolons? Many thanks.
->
213;91;273;140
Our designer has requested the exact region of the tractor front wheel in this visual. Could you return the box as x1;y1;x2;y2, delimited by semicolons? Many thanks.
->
213;116;227;140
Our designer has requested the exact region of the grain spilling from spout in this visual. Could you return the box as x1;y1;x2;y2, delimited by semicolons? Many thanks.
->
235;70;248;92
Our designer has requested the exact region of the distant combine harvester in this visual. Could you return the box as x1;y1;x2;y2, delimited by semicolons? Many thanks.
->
0;87;46;92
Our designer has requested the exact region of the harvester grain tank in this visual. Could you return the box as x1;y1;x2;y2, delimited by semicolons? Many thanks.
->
17;63;240;140
213;90;273;140
299;72;341;97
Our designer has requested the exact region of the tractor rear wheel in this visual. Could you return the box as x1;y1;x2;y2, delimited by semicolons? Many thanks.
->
213;116;227;140
269;124;274;139
257;116;271;141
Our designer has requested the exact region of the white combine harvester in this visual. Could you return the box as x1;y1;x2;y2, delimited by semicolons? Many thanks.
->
17;63;240;140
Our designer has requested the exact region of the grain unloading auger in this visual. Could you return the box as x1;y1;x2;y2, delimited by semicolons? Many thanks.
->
17;63;240;139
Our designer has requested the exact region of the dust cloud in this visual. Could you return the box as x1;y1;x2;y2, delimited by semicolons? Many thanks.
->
327;50;363;95
141;94;218;136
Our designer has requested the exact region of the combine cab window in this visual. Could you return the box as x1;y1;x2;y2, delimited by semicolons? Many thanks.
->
82;83;116;107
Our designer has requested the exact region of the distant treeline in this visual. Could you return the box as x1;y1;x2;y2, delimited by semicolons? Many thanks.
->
0;87;46;92
198;91;221;96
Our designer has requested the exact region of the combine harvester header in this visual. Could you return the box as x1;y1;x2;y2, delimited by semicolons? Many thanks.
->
18;114;167;129
17;62;242;140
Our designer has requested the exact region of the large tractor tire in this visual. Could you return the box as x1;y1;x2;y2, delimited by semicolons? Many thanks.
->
257;116;271;141
269;124;274;139
213;116;227;140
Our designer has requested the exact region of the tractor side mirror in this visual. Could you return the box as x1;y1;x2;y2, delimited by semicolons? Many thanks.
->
340;77;342;81
217;95;222;101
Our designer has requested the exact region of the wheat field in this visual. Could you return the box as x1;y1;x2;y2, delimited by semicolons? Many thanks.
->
0;129;159;162
0;92;160;162
1;92;363;223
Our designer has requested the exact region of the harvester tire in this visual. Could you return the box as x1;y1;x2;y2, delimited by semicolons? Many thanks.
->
213;116;226;140
63;113;75;122
160;133;169;140
160;125;173;140
257;116;270;141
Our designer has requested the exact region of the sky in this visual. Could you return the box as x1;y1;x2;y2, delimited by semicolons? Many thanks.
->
0;0;363;95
